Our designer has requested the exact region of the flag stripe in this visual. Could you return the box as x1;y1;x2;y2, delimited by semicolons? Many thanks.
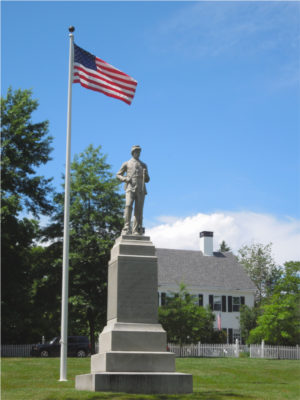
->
73;65;136;100
73;77;133;101
95;61;137;87
217;313;221;331
73;68;135;98
74;64;137;92
73;79;133;105
95;58;137;82
73;43;137;105
74;71;134;99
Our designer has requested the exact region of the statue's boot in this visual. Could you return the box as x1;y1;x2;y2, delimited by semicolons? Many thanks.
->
122;206;132;234
132;194;144;235
132;214;142;235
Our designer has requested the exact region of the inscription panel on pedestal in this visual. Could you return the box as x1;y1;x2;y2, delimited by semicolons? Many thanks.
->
107;256;158;324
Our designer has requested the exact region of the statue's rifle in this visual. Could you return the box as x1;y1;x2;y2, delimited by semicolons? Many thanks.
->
140;168;146;235
142;168;146;197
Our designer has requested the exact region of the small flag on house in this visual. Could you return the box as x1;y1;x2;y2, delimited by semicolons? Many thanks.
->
73;44;137;105
217;313;221;331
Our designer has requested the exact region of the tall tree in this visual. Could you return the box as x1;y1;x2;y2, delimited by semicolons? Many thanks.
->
238;242;281;303
43;145;124;352
239;305;262;344
219;240;231;252
1;87;53;343
247;261;300;345
1;87;53;216
158;284;215;350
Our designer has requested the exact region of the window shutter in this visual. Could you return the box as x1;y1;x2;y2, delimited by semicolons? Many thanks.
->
222;296;227;312
199;294;203;307
228;328;233;344
161;292;166;306
209;295;214;310
240;296;245;306
228;296;232;312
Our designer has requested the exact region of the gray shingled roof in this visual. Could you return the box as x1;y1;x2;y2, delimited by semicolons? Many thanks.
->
156;248;256;291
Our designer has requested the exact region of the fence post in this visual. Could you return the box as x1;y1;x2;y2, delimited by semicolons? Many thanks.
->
261;340;265;359
296;345;299;360
197;342;200;357
235;339;239;358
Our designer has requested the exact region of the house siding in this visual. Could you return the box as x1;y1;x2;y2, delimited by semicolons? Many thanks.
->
156;247;256;343
158;287;255;343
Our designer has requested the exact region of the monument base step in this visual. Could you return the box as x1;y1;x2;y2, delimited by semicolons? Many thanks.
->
75;372;193;394
91;351;175;372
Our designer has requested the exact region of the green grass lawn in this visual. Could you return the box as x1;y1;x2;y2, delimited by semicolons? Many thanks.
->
2;357;300;400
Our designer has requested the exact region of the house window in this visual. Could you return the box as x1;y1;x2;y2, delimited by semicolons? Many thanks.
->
233;329;241;343
198;294;203;307
161;292;166;306
160;292;177;306
209;295;226;311
213;295;222;311
233;297;241;312
190;295;199;306
228;296;245;312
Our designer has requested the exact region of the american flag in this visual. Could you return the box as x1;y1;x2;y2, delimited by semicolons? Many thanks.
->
217;313;221;331
73;44;137;105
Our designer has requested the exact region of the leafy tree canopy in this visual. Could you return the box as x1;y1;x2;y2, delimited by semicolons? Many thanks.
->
239;305;262;344
1;87;53;216
40;145;124;351
1;87;53;343
219;240;231;252
247;261;300;345
158;283;215;346
238;242;281;303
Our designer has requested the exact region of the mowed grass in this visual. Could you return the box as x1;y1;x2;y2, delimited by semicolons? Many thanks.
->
2;357;300;400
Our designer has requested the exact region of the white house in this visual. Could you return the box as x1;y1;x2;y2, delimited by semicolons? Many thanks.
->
156;231;256;344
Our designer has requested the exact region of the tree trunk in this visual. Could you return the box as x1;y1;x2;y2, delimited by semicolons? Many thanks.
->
87;307;96;354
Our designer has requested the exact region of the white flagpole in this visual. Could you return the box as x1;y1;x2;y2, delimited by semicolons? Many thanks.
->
59;26;75;382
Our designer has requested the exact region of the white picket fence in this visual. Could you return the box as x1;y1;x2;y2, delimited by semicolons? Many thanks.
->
250;342;300;360
2;342;300;360
167;342;248;358
1;344;33;357
167;342;300;359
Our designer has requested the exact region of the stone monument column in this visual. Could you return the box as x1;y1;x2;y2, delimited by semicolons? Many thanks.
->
75;234;193;394
76;146;192;393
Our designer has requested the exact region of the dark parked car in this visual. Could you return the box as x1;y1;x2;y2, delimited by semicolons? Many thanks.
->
30;336;90;357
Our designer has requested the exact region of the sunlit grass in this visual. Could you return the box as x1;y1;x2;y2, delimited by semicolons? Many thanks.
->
2;357;300;400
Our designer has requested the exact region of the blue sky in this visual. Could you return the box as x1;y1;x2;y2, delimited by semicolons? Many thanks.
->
2;1;300;263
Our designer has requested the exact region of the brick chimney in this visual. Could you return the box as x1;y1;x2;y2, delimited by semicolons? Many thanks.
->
200;231;213;256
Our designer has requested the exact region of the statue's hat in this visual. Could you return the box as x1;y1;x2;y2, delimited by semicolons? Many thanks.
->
131;145;142;155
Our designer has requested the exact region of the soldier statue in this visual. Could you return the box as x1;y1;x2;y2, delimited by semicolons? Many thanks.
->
117;145;150;235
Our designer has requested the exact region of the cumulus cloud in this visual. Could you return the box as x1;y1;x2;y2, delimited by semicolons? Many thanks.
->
145;211;300;265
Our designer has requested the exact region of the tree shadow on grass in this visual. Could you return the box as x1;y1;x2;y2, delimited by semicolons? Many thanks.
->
194;392;254;400
47;390;255;400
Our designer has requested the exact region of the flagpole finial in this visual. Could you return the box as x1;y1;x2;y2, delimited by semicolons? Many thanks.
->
69;26;75;33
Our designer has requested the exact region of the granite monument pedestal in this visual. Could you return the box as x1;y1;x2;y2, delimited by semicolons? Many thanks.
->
75;235;193;394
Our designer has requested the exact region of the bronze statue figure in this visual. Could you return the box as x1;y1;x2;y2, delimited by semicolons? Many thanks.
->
117;145;150;235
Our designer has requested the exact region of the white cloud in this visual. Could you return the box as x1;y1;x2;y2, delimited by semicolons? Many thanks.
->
146;211;300;265
152;2;299;59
